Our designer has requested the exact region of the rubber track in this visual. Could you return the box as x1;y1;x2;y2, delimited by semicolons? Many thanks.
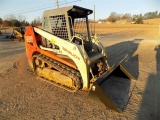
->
37;54;82;90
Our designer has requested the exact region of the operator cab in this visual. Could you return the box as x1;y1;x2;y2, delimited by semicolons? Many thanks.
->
42;5;93;47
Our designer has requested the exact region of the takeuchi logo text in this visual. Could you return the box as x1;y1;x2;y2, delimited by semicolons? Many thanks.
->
62;47;80;60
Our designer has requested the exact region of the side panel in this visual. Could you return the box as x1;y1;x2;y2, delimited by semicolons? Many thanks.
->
25;26;41;67
25;26;77;69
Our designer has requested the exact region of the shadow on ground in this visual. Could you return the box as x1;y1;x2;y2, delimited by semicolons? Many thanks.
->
0;35;13;42
0;49;25;59
106;39;160;119
137;45;160;120
155;45;160;119
105;38;143;79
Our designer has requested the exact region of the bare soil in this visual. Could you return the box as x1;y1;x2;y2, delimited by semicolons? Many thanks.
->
0;24;160;120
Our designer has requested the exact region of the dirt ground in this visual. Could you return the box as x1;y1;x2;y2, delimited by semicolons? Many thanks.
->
0;25;160;120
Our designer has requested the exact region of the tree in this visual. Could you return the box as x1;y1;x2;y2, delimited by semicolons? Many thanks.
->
2;20;12;27
14;20;21;27
136;17;143;24
31;19;37;26
20;20;25;26
17;15;26;22
107;12;118;22
10;19;17;26
0;18;3;24
31;16;42;26
107;12;132;23
9;19;21;27
122;13;132;21
36;16;42;25
4;14;16;21
25;21;29;26
143;11;160;19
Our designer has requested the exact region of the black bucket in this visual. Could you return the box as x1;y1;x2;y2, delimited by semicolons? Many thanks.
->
88;62;136;112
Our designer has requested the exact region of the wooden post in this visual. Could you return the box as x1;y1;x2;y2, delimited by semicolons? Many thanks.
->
159;23;160;37
56;0;59;8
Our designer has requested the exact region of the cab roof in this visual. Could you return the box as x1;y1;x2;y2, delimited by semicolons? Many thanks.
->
43;5;93;18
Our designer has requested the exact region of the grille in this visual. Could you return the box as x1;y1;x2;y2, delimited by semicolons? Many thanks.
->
49;15;68;40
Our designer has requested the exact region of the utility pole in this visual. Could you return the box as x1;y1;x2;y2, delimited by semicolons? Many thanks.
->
159;23;160;37
56;0;59;8
94;5;95;35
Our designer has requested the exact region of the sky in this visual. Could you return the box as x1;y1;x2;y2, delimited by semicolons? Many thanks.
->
0;0;160;22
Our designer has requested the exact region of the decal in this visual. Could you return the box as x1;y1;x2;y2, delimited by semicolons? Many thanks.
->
51;39;56;44
62;47;80;60
25;36;33;42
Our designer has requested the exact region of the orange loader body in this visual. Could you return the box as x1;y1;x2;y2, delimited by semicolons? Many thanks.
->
25;26;77;69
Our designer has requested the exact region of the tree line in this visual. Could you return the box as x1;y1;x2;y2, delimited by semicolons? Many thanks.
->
1;10;160;26
100;11;160;24
0;15;42;27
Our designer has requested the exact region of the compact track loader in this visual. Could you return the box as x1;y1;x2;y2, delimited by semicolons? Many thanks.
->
13;27;25;41
24;5;136;112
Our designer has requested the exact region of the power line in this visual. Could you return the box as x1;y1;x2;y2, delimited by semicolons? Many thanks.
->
56;0;69;8
0;1;57;11
0;0;81;17
0;0;65;16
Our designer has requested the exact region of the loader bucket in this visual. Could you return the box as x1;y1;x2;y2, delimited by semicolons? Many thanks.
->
88;61;136;112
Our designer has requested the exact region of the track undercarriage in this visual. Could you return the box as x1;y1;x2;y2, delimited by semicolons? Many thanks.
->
32;54;82;91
